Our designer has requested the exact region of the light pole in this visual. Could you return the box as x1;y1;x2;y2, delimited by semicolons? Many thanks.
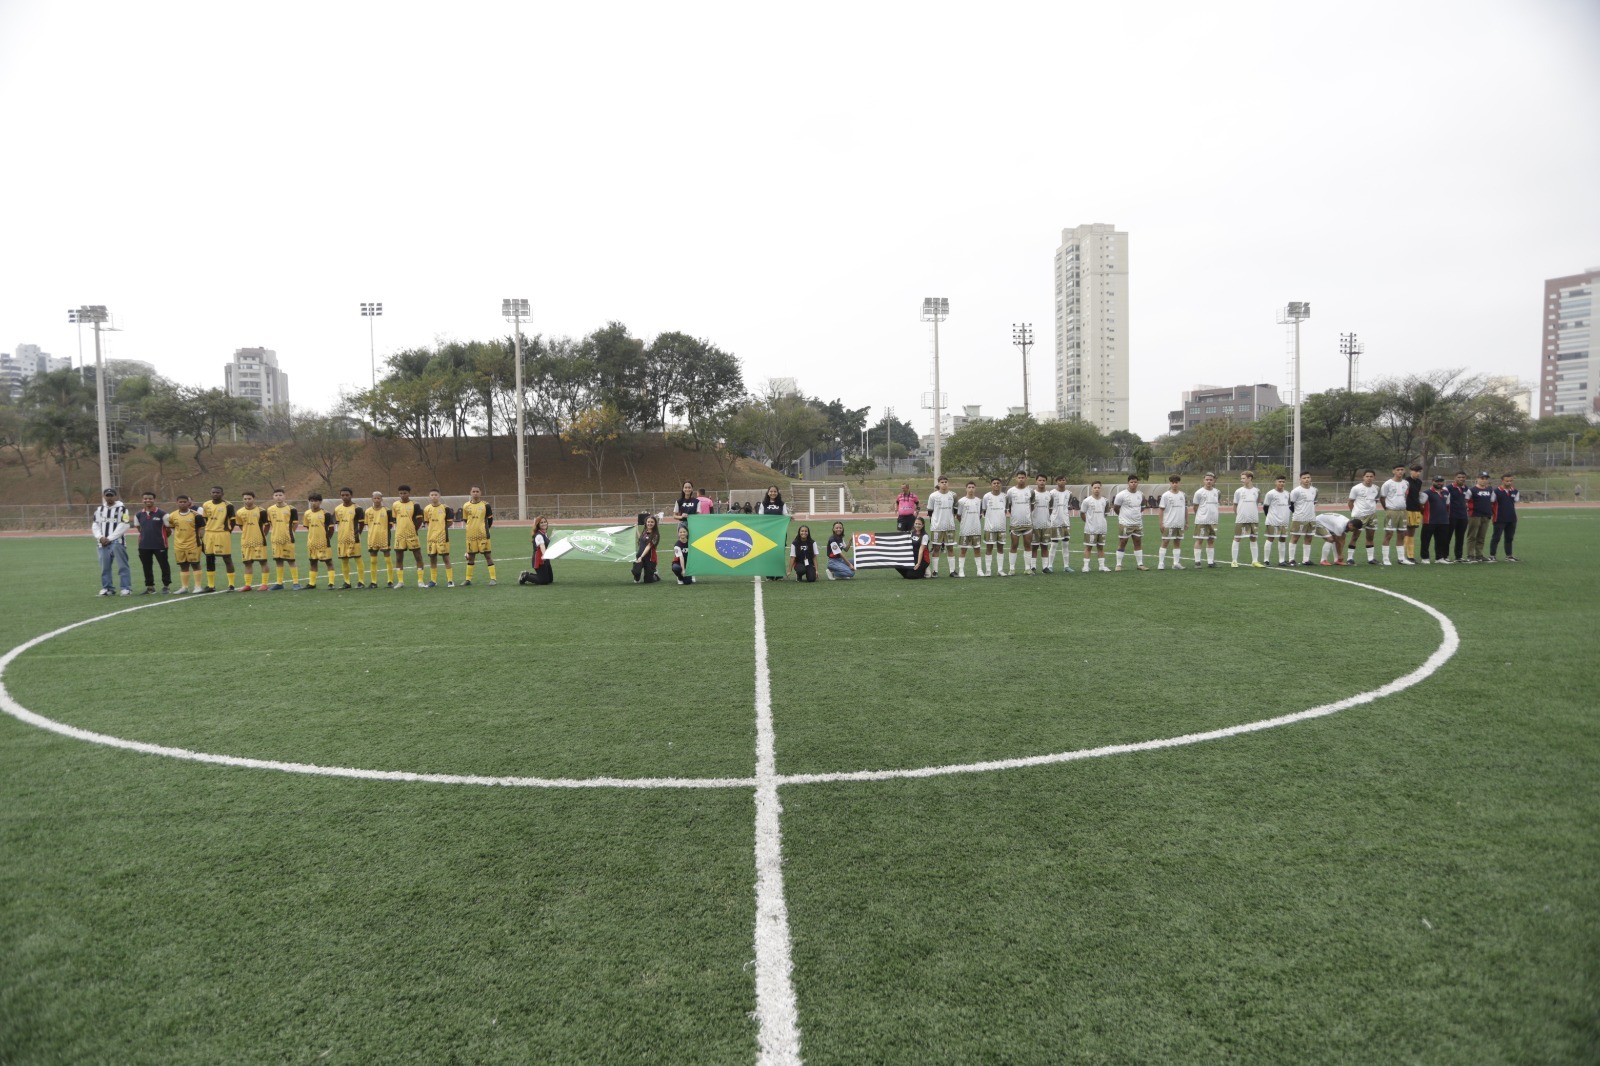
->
1012;322;1033;416
360;302;383;389
1339;332;1362;393
69;305;112;492
503;299;531;520
1279;302;1311;478
921;298;949;479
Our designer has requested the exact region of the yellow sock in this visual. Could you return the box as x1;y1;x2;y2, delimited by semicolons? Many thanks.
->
445;566;453;584
428;563;437;583
206;570;216;589
488;564;497;582
290;565;300;585
226;571;236;588
464;562;474;583
394;564;404;587
358;557;368;585
340;559;350;584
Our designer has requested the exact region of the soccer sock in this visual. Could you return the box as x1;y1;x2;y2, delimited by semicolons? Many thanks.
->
1367;547;1375;562
205;569;215;589
1231;538;1240;564
487;564;497;582
1116;550;1125;567
445;565;453;584
1134;549;1144;566
1206;543;1215;563
1250;539;1260;564
357;557;367;584
1383;545;1391;563
1302;543;1312;564
1322;542;1333;562
290;565;299;585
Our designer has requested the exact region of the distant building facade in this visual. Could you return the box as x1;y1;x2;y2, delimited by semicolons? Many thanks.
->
1053;223;1128;433
1484;375;1534;418
224;347;290;411
1540;268;1598;421
1;343;70;399
1172;383;1285;433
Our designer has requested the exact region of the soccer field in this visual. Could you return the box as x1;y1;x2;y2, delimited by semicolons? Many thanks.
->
2;513;1597;1064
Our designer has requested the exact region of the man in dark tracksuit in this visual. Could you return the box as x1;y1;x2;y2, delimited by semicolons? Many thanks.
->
132;491;172;594
1465;472;1497;563
1420;477;1453;563
1445;471;1471;561
1489;474;1520;562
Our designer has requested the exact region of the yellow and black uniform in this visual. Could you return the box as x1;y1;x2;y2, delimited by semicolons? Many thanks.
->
165;509;204;564
334;503;365;558
235;505;268;561
201;498;235;557
265;502;299;586
365;506;392;552
423;503;453;555
462;501;493;553
392;499;422;551
304;509;334;561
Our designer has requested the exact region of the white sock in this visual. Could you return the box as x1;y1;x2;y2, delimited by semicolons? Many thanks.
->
1116;550;1124;567
1134;549;1144;566
1322;542;1333;562
1232;539;1241;564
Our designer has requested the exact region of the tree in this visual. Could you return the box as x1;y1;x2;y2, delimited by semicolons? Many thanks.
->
1032;418;1111;479
561;404;626;488
294;414;362;492
524;336;598;445
142;384;260;473
1372;369;1482;470
843;454;877;484
1170;418;1255;474
666;339;745;454
941;414;1034;482
0;398;33;476
812;397;871;452
582;322;651;430
146;443;180;496
22;369;97;503
725;384;832;473
870;413;921;452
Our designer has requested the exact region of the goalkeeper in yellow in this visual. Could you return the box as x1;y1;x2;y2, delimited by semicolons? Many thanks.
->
333;487;367;589
460;485;496;586
423;489;455;587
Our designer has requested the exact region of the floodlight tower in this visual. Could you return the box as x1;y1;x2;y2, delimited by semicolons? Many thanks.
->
69;305;113;492
921;297;949;478
1279;302;1311;479
503;298;531;520
360;302;383;388
1012;322;1034;415
1339;332;1362;393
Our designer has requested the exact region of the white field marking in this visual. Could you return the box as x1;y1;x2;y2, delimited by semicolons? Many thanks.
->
776;571;1460;786
750;577;803;1065
0;600;755;790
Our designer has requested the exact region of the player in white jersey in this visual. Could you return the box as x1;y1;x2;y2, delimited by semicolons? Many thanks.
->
1231;470;1264;568
1049;475;1075;574
1262;475;1294;566
926;476;958;576
1078;481;1112;571
1313;513;1365;565
1347;469;1381;564
981;477;1010;576
1190;472;1221;567
1005;471;1037;575
1111;475;1148;571
1378;464;1411;566
1029;475;1055;572
1288;472;1318;565
955;481;984;577
1157;474;1188;570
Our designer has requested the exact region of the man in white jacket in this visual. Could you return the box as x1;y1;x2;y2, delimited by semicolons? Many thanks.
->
93;487;133;596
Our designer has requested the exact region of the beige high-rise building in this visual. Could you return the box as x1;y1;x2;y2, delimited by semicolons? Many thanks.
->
224;347;290;411
1053;223;1128;433
1540;268;1597;421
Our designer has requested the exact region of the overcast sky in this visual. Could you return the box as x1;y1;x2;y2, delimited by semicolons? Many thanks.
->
3;0;1597;440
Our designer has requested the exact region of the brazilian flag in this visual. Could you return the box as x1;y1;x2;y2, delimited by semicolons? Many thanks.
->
685;514;788;577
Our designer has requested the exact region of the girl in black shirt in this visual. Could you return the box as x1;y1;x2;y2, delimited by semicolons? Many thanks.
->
897;517;932;579
788;524;818;582
632;515;661;583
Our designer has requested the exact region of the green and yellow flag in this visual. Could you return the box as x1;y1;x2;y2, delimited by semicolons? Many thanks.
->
685;514;789;577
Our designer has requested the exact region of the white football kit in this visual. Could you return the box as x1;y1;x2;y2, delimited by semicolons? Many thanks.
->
1289;485;1318;523
1159;489;1187;528
1233;486;1261;524
1348;482;1380;519
1192;487;1221;526
927;490;957;532
1263;489;1292;527
982;492;1009;539
956;495;983;538
1006;486;1035;531
1113;489;1144;528
1379;478;1408;512
1080;495;1109;536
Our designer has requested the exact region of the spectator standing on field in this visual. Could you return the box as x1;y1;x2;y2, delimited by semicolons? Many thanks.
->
93;488;133;597
895;483;919;532
1446;471;1471;561
132;491;172;594
1420;476;1453;564
1490;473;1520;562
1465;472;1496;563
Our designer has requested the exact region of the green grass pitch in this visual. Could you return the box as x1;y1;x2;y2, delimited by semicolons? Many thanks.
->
2;514;1597;1063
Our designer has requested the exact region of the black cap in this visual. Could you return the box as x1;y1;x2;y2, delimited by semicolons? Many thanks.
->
102;488;117;496
1478;471;1490;478
1432;475;1444;483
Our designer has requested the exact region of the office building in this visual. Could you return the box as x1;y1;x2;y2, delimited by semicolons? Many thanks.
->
1540;268;1598;421
224;347;290;411
1053;223;1128;433
1;344;70;399
1172;383;1285;433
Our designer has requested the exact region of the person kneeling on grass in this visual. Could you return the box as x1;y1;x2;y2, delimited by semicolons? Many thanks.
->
788;525;819;582
671;526;695;585
520;516;554;585
896;517;933;579
1313;514;1365;566
826;521;855;580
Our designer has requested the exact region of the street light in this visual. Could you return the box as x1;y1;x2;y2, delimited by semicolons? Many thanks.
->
1279;302;1311;479
1012;323;1033;416
68;305;112;492
921;298;949;479
1339;332;1362;393
503;298;531;520
360;302;383;389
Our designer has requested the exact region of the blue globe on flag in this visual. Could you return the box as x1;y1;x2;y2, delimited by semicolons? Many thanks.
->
716;528;754;561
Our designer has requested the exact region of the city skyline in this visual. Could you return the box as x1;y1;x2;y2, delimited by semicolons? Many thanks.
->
2;1;1596;441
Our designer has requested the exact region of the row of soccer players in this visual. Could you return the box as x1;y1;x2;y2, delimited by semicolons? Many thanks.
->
915;470;1324;575
145;485;500;592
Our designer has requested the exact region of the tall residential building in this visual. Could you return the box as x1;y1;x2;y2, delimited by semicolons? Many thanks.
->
1170;383;1286;434
1053;223;1128;433
1540;268;1598;421
1;344;70;399
224;347;290;411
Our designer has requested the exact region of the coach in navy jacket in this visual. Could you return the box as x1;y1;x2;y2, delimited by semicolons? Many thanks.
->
1445;471;1471;561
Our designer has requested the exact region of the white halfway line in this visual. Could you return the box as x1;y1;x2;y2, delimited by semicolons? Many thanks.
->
751;577;803;1065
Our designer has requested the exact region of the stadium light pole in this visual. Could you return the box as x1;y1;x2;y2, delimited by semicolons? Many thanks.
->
1279;302;1310;478
503;298;531;520
921;298;949;479
360;302;383;389
1012;322;1033;416
69;305;113;492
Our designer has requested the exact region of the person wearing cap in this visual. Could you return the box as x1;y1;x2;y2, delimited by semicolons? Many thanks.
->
1464;472;1497;563
1419;476;1453;564
1489;473;1520;562
1445;471;1471;561
132;491;173;593
1403;463;1426;562
92;488;133;597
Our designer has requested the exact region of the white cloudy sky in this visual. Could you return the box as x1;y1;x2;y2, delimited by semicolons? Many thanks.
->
3;0;1597;440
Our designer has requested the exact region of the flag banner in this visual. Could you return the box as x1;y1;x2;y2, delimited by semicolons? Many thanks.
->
851;531;915;569
685;514;788;577
545;525;636;562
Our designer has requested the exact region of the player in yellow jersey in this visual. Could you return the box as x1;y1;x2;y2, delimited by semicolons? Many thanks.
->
390;484;424;589
265;489;301;589
200;485;238;592
423;489;455;587
460;485;497;586
234;491;270;591
365;491;393;589
163;494;205;594
302;493;337;589
333;487;367;589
